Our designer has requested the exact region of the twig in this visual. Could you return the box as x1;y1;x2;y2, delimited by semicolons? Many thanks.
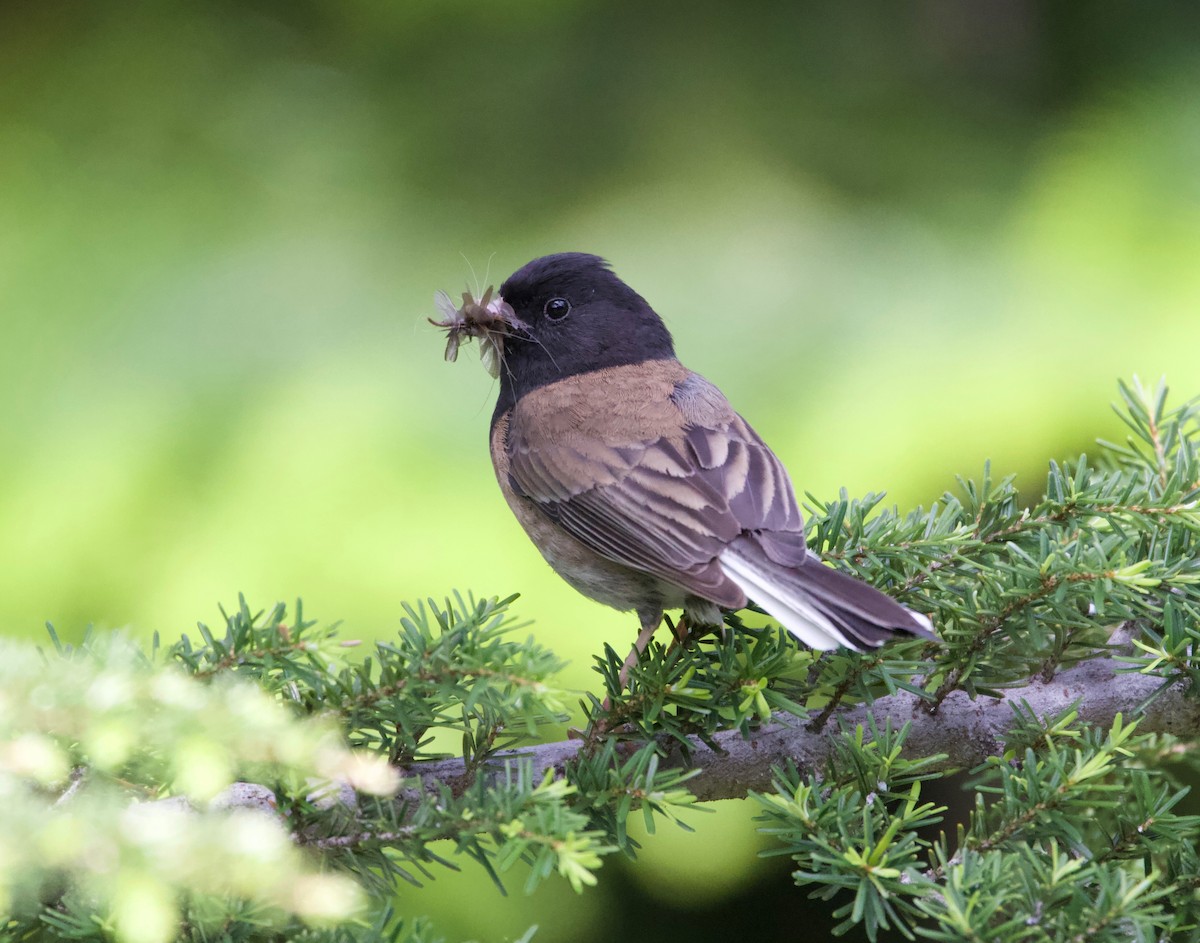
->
395;651;1197;804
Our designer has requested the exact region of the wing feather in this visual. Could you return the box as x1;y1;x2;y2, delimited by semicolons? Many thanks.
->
504;368;804;604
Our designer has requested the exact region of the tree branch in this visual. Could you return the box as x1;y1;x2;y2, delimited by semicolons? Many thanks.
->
400;642;1198;802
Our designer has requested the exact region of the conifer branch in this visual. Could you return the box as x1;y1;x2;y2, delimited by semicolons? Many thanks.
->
10;378;1200;942
397;627;1197;803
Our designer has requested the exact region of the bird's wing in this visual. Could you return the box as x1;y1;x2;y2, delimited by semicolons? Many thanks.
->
504;368;803;605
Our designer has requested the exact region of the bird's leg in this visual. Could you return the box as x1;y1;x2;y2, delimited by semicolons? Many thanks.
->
617;607;664;691
573;609;664;740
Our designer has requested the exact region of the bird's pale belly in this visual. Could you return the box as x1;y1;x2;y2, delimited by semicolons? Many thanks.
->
508;483;668;612
491;406;725;628
505;477;726;628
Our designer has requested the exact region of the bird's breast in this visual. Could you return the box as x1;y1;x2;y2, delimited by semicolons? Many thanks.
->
501;360;694;447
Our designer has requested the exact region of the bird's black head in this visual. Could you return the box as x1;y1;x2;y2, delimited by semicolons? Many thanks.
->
493;253;676;410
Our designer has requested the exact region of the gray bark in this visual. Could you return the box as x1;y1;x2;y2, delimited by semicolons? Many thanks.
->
400;645;1197;801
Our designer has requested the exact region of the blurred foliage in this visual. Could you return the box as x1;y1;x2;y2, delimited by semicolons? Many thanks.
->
0;595;583;942
0;630;388;942
3;1;1200;939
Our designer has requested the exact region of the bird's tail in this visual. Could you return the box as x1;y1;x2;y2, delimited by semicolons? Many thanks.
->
718;538;935;652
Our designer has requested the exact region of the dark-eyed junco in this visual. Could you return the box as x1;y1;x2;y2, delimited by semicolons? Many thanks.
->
433;253;934;677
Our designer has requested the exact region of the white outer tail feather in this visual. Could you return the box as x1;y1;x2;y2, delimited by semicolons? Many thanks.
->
907;608;935;636
718;548;857;651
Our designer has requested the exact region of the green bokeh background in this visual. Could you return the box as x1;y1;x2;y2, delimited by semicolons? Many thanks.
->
4;3;1199;940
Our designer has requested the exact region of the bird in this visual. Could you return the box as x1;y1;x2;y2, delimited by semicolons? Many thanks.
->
432;252;934;683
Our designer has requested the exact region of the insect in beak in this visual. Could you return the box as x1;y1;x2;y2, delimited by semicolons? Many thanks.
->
429;286;526;379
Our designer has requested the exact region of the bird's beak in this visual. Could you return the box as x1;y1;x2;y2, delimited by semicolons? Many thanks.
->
429;286;526;378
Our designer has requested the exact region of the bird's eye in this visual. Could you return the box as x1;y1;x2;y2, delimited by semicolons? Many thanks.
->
544;297;571;321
